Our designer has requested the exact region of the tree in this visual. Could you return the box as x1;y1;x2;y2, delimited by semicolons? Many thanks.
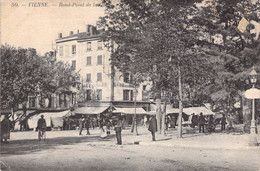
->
1;45;76;120
194;0;260;128
1;45;42;118
99;0;224;137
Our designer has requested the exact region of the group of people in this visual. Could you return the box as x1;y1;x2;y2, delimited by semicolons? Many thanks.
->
190;113;229;133
79;116;91;135
0;112;234;145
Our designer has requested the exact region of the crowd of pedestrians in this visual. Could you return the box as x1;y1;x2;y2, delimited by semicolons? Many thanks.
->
0;111;238;145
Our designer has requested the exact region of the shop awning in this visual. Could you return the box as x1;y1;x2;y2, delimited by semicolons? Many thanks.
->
28;110;71;128
147;107;214;115
74;106;110;115
183;107;215;115
14;110;36;115
113;107;147;115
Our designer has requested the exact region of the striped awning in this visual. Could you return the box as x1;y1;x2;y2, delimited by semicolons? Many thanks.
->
113;107;147;115
74;106;110;115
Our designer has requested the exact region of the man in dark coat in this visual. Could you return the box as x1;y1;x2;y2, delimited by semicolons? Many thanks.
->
221;115;227;131
148;115;157;141
114;115;124;145
198;113;206;133
191;113;196;128
1;115;11;143
84;117;91;135
37;115;46;141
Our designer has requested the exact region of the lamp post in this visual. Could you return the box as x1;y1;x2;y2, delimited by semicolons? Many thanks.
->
133;88;138;135
248;67;258;146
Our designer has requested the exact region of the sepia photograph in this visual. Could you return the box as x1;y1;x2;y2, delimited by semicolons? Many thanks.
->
0;0;260;170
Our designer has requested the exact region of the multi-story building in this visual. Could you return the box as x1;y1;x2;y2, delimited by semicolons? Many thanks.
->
55;24;151;117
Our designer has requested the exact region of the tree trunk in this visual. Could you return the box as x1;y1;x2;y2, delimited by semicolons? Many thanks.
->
177;62;183;138
48;95;52;108
156;94;162;134
133;93;138;135
11;106;14;122
161;102;166;136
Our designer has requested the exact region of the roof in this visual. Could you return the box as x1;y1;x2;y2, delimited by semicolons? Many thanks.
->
113;107;147;115
56;30;104;43
74;106;110;115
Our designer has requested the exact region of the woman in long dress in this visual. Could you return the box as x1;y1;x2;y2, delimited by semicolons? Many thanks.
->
1;115;11;143
100;119;108;138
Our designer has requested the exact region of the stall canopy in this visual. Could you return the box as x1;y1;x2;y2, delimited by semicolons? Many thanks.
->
183;107;215;115
147;106;214;116
74;106;110;115
113;107;147;115
28;110;71;129
147;105;179;115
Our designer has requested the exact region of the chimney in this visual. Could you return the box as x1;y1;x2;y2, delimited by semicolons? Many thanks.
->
86;24;91;34
58;33;62;38
77;29;80;34
92;26;97;35
89;25;93;35
70;31;73;35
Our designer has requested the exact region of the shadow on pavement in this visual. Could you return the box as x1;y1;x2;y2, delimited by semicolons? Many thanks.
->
0;134;115;156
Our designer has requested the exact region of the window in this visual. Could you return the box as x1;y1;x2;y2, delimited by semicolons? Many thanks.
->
97;73;102;81
123;73;131;83
143;85;147;91
87;42;91;51
86;73;91;82
96;89;102;100
59;46;63;56
65;45;69;56
72;60;76;70
97;55;102;65
123;90;133;101
97;41;102;50
86;56;91;65
72;45;76;54
86;90;91;101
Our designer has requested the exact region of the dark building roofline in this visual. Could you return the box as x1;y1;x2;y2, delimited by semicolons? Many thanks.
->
56;28;105;43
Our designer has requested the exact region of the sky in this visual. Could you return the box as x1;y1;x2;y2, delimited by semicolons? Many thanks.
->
1;0;105;55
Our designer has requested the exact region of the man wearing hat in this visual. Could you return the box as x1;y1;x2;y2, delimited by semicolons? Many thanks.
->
37;115;46;140
148;115;157;141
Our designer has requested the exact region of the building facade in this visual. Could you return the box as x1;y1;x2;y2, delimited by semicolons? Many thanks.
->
55;24;150;104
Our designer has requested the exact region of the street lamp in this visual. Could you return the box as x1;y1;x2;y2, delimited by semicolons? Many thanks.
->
248;67;258;146
133;88;138;135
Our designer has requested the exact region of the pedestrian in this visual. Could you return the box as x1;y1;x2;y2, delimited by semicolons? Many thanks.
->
198;112;206;133
84;116;91;135
100;118;108;138
170;116;176;128
0;115;11;143
165;115;170;130
221;115;227;131
148;115;157;141
37;115;46;141
114;115;124;145
191;113;196;128
207;115;215;133
143;116;147;127
92;118;96;129
79;116;85;135
227;114;234;130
